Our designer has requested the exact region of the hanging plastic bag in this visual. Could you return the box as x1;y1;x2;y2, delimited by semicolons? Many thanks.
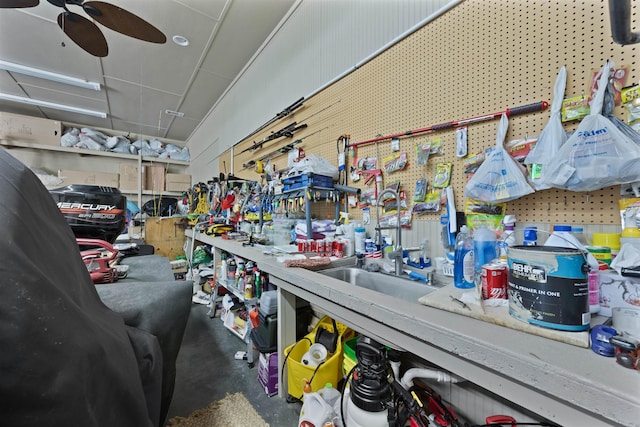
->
464;113;534;202
524;66;568;190
543;61;640;191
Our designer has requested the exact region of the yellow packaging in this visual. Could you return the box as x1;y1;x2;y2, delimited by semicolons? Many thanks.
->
619;198;640;230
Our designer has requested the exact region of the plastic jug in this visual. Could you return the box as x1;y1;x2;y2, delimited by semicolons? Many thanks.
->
544;224;598;270
317;383;341;408
454;225;474;289
354;225;366;255
298;392;335;427
473;226;497;273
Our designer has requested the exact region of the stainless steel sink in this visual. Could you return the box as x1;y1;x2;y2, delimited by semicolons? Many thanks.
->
317;267;440;304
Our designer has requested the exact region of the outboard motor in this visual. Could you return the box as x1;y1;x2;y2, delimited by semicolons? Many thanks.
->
49;184;127;244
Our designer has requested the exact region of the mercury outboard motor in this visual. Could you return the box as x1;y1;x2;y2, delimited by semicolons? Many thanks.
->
49;185;126;244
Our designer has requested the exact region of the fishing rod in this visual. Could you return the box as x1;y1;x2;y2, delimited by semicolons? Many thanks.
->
234;96;305;147
242;125;331;170
349;101;549;148
239;121;308;154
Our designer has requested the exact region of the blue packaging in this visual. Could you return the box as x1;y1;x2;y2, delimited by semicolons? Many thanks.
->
523;226;538;246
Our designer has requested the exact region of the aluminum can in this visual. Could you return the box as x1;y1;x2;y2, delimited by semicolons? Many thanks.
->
481;263;507;299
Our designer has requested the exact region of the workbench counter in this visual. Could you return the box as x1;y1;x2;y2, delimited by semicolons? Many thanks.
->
186;230;640;427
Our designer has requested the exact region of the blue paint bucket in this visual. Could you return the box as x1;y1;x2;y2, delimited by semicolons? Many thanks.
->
506;246;590;331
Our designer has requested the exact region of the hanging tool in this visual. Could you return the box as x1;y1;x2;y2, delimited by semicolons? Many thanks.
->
336;134;349;183
357;168;383;203
349;101;549;148
239;122;308;154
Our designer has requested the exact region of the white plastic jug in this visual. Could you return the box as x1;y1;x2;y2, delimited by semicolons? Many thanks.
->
317;383;341;408
298;392;335;427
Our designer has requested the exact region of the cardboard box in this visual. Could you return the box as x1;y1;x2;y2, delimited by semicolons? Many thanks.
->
165;173;191;192
58;169;119;187
257;352;278;397
0;112;62;146
144;165;166;191
599;271;640;317
119;163;140;191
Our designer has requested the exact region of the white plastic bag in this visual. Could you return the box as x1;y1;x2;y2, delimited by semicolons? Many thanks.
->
464;113;534;202
286;154;339;180
543;61;640;191
524;66;568;190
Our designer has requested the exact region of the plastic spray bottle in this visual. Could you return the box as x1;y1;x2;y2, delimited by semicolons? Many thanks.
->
454;225;475;289
499;215;516;260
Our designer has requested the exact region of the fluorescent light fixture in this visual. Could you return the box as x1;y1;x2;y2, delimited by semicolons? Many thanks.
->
0;93;107;119
0;60;101;91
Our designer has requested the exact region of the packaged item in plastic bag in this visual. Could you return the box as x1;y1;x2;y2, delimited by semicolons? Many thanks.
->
524;66;568;190
464;113;534;202
543;61;640;192
286;154;339;180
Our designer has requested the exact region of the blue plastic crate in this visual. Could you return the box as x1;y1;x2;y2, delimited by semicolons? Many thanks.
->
283;173;334;189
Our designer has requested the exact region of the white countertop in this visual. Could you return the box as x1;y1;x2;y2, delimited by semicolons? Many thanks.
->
187;230;640;427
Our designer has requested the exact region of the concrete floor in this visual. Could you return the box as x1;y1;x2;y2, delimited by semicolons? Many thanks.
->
165;303;302;426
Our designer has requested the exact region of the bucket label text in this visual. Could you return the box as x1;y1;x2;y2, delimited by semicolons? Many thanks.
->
511;261;546;283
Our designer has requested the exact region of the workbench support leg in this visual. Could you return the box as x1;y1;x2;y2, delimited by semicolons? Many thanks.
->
277;288;298;399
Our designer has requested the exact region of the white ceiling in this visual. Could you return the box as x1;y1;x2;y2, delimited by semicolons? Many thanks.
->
0;0;296;143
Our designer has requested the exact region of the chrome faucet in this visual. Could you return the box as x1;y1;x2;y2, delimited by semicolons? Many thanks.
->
375;189;403;276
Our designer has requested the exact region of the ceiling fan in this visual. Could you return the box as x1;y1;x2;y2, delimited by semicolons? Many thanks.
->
0;0;166;57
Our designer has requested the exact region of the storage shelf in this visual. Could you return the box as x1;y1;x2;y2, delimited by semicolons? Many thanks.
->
0;140;189;166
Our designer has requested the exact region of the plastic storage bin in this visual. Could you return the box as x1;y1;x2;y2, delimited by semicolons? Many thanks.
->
342;336;359;376
284;316;354;401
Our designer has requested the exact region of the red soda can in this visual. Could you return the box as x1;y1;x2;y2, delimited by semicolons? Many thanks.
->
309;239;318;253
481;263;507;299
316;239;325;256
297;240;305;252
333;241;344;258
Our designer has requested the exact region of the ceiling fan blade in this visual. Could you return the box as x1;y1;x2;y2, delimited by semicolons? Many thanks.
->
58;11;108;57
0;0;38;8
83;1;166;44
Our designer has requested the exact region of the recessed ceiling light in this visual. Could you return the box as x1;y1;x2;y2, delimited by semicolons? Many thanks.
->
172;35;189;47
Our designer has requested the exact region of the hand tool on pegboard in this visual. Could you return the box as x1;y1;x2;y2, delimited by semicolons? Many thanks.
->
348;101;549;148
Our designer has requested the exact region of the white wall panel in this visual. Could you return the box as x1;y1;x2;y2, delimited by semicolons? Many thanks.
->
187;0;458;182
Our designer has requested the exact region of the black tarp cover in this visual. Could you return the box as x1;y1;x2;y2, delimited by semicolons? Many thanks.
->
0;148;156;426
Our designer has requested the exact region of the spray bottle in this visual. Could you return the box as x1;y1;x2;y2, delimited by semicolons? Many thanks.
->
453;225;474;289
499;215;516;260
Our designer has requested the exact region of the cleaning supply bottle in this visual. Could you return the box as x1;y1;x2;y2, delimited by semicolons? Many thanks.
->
473;225;498;274
419;239;431;267
454;225;475;289
317;383;341;409
544;224;598;270
572;227;589;246
299;381;335;427
354;224;366;255
499;215;516;260
523;226;538;246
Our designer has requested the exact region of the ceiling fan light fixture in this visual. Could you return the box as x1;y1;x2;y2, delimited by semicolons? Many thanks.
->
172;35;189;47
0;93;107;119
0;60;101;91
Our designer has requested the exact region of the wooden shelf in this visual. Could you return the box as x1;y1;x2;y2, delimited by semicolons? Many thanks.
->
0;140;189;166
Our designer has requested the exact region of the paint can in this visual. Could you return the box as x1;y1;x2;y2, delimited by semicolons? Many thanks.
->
506;245;590;331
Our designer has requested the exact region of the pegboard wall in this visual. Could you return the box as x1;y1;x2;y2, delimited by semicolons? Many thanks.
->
225;0;638;226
